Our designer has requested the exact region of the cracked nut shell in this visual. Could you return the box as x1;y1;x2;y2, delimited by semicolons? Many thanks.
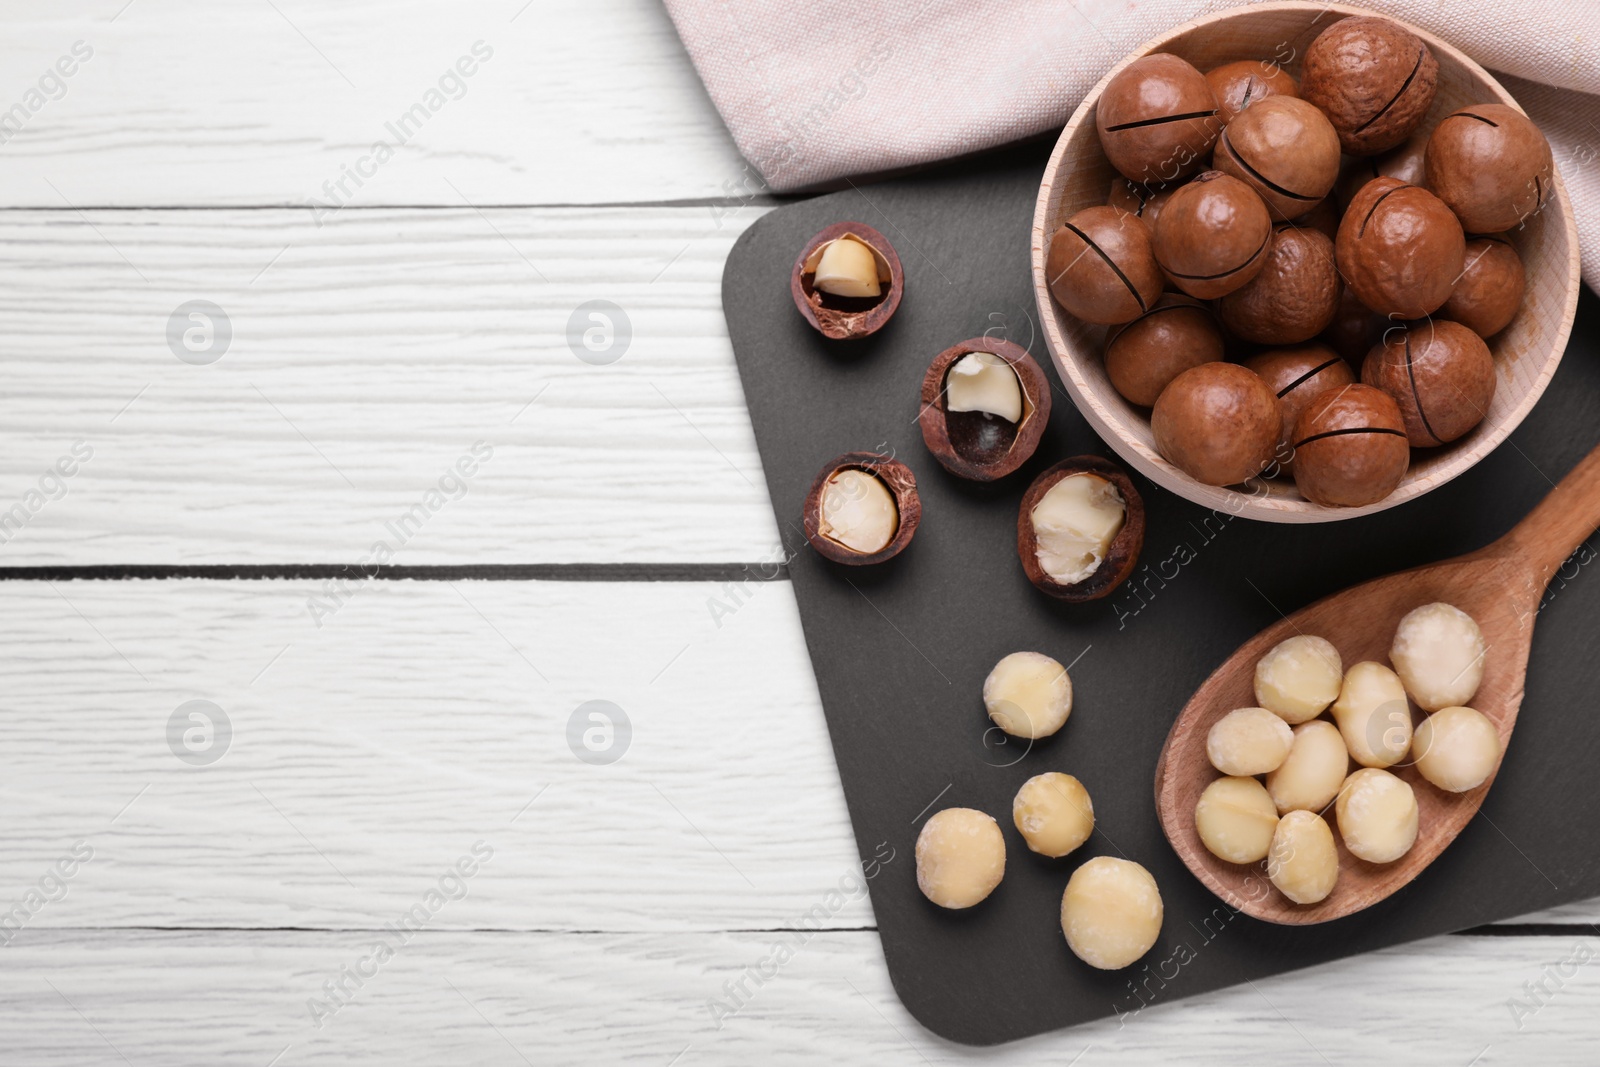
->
1017;457;1144;601
1214;96;1341;221
1205;59;1299;127
918;338;1052;481
1096;54;1221;185
1300;16;1439;156
1425;104;1554;234
1047;205;1164;324
1245;343;1355;475
1104;294;1224;407
1291;383;1410;507
791;223;903;340
1152;171;1273;299
1152;362;1282;486
1336;177;1464;320
1444;236;1525;338
1218;224;1341;345
802;452;920;565
1361;319;1496;447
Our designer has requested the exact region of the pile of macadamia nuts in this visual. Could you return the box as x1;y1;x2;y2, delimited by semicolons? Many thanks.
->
1194;602;1500;906
914;650;1167;971
1047;15;1555;508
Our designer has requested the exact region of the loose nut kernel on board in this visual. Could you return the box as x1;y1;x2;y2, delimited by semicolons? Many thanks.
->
983;651;1072;740
1031;474;1126;587
1268;809;1339;904
1013;772;1094;858
915;807;1005;909
1266;720;1349;815
811;235;883;298
1207;707;1294;776
1254;634;1343;723
1060;856;1164;970
1335;767;1418;863
818;469;897;555
1331;661;1413;769
1196;776;1279;864
1389;602;1486;712
945;351;1023;422
1413;705;1500;792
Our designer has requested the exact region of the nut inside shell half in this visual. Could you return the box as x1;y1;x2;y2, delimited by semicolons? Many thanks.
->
1017;457;1144;601
792;222;904;340
918;338;1052;481
802;452;920;565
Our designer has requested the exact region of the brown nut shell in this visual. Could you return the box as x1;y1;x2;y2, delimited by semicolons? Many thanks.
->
1300;16;1439;156
1425;104;1554;233
1047;206;1164;324
1443;236;1525;337
1151;362;1282;486
1104;294;1225;407
1335;134;1427;211
1096;54;1221;185
1205;60;1299;127
1336;177;1464;320
1107;178;1176;230
1291;383;1410;507
1291;197;1340;242
792;223;903;340
1214;96;1341;221
1324;285;1387;363
1016;457;1144;602
1218;225;1341;345
1245;343;1355;474
1152;171;1273;299
918;338;1052;481
802;452;920;565
1361;319;1497;447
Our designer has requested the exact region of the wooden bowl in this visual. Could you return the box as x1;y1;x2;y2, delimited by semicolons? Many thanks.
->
1031;1;1582;523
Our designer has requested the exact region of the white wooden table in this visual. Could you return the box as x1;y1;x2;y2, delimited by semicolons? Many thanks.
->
0;2;1594;1062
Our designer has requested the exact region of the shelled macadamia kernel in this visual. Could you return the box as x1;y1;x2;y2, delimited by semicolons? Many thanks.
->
983;651;1072;739
1060;856;1164;970
1254;635;1342;723
1268;809;1339;904
1413;705;1500;792
1390;602;1485;712
1335;768;1418;863
1330;661;1413;769
1266;719;1349;815
1206;707;1294;776
1013;773;1095;858
1196;776;1279;864
915;808;1005;909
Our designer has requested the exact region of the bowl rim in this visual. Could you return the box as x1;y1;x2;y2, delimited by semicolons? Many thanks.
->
1030;0;1583;524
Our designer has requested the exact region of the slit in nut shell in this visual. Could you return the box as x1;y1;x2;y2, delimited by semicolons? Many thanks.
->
1204;59;1299;128
801;452;920;565
1299;15;1438;156
1244;343;1354;476
791;222;902;340
1335;177;1463;320
1017;457;1143;601
1046;205;1165;325
918;339;1052;481
1290;382;1410;507
1095;53;1220;186
1152;171;1273;299
1361;319;1496;447
1104;295;1224;408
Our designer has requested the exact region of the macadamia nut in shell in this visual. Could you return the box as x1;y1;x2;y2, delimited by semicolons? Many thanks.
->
915;808;1005;909
1196;776;1279;864
1060;857;1163;970
1254;635;1343;723
1013;773;1095;858
1207;707;1294;776
1389;602;1485;712
1413;705;1500;792
983;651;1072;739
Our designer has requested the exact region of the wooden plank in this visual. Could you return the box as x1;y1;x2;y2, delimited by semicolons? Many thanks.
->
0;205;782;565
1;928;1597;1064
0;0;749;207
0;578;1592;931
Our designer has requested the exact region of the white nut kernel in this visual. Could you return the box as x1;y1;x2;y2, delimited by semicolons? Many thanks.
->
1331;661;1413;769
1390;602;1486;711
1254;635;1343;723
983;651;1072;739
810;235;884;298
946;352;1024;422
817;469;897;555
1060;856;1163;970
915;807;1005;909
1195;776;1279;864
1031;474;1126;586
1335;768;1418;863
1012;772;1094;857
1266;720;1349;815
1413;705;1500;792
1268;809;1339;904
1206;707;1294;776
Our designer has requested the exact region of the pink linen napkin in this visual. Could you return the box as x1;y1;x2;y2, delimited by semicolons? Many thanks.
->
664;0;1600;289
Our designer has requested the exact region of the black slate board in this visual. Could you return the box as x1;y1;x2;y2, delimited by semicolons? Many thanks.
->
722;143;1600;1046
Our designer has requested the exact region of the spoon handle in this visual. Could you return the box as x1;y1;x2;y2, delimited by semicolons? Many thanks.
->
1494;440;1600;588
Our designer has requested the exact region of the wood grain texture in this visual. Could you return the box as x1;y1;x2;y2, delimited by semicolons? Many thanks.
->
0;206;783;565
1032;2;1582;523
1;929;1597;1065
0;0;749;207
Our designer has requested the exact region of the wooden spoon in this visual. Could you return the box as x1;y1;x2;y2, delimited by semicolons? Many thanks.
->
1155;443;1600;924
